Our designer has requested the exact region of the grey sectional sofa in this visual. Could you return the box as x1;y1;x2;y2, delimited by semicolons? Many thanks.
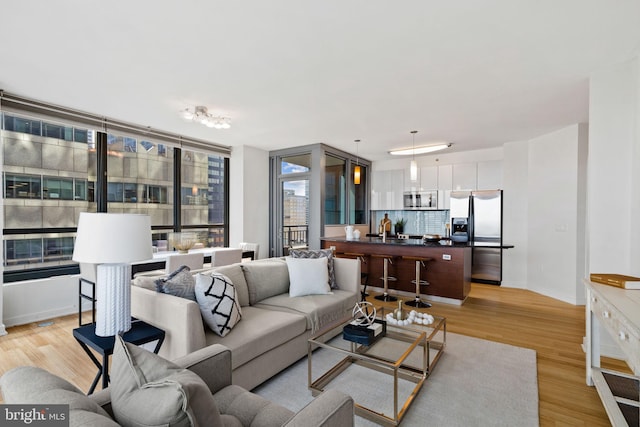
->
131;257;360;390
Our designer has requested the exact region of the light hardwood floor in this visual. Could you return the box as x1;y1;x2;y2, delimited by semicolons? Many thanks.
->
0;283;627;425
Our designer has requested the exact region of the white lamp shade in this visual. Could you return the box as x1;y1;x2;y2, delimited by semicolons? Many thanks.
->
72;213;153;264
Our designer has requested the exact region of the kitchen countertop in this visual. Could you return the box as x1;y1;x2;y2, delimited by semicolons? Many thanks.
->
321;236;514;249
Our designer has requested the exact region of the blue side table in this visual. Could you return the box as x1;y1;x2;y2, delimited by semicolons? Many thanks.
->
73;319;165;394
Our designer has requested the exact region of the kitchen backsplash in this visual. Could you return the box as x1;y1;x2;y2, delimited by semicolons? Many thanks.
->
372;210;450;236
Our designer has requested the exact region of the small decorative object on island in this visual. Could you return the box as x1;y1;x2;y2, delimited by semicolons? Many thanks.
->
379;213;392;234
394;218;407;235
168;232;197;253
345;225;354;240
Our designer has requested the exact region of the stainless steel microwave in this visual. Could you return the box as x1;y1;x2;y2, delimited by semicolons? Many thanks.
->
403;190;438;209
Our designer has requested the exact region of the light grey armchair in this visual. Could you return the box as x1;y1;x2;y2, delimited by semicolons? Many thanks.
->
0;344;355;427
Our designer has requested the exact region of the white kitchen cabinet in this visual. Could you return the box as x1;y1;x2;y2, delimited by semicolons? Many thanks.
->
371;169;404;210
437;164;453;190
452;163;477;191
419;166;438;191
404;164;420;191
477;160;503;190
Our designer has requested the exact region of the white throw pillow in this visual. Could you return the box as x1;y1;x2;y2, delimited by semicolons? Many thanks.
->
195;273;242;337
286;257;330;297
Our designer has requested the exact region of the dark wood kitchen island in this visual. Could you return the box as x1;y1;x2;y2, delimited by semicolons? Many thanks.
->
321;237;471;304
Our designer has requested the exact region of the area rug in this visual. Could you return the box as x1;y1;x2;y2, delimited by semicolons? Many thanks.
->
253;333;539;426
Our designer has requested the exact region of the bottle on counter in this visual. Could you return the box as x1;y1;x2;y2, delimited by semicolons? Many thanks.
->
380;213;391;233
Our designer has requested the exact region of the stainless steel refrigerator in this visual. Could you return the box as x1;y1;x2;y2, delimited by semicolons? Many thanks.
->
450;190;503;285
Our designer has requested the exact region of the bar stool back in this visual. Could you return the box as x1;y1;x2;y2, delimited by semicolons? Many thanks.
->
403;255;433;308
372;254;398;302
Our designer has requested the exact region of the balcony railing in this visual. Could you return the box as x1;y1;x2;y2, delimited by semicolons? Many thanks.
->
283;225;308;249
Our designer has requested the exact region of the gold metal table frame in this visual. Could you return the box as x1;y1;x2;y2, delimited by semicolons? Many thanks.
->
307;308;446;426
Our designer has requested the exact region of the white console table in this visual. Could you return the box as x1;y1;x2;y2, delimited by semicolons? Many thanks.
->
585;279;640;426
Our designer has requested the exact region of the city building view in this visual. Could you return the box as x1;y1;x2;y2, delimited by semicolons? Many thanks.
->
1;111;226;279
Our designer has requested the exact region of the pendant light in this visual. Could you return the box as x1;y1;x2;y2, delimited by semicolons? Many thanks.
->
410;131;418;182
354;139;361;185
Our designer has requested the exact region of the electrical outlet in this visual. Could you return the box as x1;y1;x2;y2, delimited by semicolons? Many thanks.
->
329;245;336;251
442;254;451;261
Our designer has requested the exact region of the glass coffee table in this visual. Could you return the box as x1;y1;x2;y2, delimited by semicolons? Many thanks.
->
307;307;446;426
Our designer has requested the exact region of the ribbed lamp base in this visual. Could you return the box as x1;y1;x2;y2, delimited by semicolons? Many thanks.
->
95;263;131;337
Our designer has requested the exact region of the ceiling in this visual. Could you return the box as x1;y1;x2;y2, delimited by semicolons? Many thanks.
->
1;1;639;161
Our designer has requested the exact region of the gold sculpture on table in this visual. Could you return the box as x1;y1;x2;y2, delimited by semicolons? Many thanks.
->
168;232;197;253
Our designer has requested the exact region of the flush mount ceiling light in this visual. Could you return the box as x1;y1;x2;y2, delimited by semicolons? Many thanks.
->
181;106;231;129
389;142;452;156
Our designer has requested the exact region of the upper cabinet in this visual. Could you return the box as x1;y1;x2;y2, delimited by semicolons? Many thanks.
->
477;160;503;190
371;169;404;210
452;163;477;191
419;166;438;190
403;166;420;191
437;165;453;190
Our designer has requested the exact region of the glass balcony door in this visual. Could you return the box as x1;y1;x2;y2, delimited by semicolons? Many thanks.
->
277;178;310;256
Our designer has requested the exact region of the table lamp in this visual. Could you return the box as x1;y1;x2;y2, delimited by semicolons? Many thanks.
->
72;213;153;336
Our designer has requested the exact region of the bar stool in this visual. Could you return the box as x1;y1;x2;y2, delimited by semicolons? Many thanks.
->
372;254;398;302
335;251;370;301
403;256;433;308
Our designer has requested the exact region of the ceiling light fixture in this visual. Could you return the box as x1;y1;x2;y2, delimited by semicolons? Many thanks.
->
410;131;418;182
389;142;452;156
354;139;361;185
181;106;231;129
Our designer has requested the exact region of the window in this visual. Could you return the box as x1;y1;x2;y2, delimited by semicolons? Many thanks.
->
181;150;226;247
281;154;311;174
43;177;74;200
1;110;229;281
350;163;367;224
4;174;42;199
324;154;346;224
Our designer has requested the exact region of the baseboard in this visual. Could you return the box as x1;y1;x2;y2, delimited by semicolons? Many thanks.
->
366;286;465;306
4;306;77;329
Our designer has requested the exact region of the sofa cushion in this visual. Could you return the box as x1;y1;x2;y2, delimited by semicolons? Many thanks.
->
132;272;165;291
205;306;307;369
110;336;222;427
207;264;250;307
195;273;242;337
289;248;337;289
214;384;294;427
0;366;118;426
286;257;330;297
255;289;357;333
156;265;196;301
241;259;290;305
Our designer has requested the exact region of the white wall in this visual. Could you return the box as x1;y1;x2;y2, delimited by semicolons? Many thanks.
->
502;141;528;289
3;275;81;327
588;56;640;276
526;124;588;304
229;145;270;259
